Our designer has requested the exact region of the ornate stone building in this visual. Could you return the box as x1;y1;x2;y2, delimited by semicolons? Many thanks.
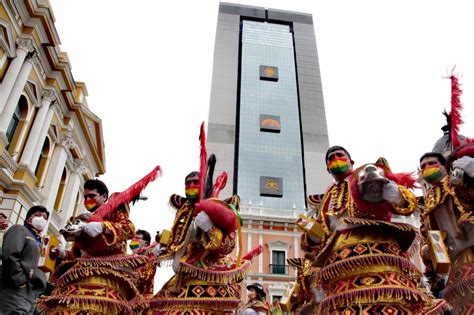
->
0;0;105;240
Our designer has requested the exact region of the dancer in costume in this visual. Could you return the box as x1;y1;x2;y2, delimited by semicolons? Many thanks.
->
419;150;474;314
131;229;160;298
299;146;446;314
284;257;321;315
238;283;269;315
418;72;474;314
150;123;261;314
37;167;161;314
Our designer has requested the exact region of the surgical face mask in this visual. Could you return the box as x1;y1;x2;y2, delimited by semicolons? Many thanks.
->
31;216;47;231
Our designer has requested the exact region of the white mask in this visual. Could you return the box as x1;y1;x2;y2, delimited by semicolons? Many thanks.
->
31;216;47;231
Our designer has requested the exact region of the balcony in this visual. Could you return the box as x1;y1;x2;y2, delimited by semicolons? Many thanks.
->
269;264;288;275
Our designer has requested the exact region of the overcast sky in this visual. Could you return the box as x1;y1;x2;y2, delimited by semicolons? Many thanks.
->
48;0;474;288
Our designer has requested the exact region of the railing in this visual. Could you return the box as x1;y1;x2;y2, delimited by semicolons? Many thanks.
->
239;206;305;219
269;264;289;275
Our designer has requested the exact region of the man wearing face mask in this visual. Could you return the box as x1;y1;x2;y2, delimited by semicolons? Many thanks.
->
130;229;151;254
297;146;445;314
419;149;474;313
37;179;143;314
130;229;161;298
58;179;136;257
0;205;49;314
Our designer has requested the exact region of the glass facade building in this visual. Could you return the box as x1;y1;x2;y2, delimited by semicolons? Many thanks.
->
237;20;305;209
207;3;331;213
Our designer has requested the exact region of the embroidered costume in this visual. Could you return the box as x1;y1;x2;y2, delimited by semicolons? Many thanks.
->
37;167;161;314
149;123;261;314
420;148;474;314
419;73;474;314
300;159;446;314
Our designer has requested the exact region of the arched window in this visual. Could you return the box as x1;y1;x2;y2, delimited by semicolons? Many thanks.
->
6;95;28;153
35;137;51;186
72;190;82;217
54;168;68;213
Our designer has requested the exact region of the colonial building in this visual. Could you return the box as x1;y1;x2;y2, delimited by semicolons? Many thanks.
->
207;3;331;303
0;0;105;241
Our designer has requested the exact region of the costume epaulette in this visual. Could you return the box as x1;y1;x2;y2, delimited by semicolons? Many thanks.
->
169;194;186;210
307;194;324;212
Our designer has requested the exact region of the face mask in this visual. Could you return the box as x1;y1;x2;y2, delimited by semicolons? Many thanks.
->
129;240;141;250
31;216;47;231
84;199;97;212
422;166;444;184
185;188;199;200
328;157;349;175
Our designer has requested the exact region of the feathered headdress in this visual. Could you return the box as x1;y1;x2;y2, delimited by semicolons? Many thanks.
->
198;122;207;201
447;70;463;148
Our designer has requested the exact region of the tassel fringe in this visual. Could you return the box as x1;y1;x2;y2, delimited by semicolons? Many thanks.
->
150;297;240;312
37;294;136;315
443;274;474;303
178;260;251;284
321;285;431;310
317;254;421;283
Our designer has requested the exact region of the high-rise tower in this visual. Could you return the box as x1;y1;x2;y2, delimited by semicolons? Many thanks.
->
207;2;331;302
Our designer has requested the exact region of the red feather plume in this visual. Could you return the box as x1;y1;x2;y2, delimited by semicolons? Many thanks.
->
449;71;463;148
89;165;162;222
211;171;228;198
198;122;207;201
385;171;418;189
242;245;263;261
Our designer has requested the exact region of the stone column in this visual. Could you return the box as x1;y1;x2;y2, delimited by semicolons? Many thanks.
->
60;158;86;220
42;133;74;214
19;90;56;168
29;102;58;169
0;38;34;114
0;52;39;134
258;221;263;273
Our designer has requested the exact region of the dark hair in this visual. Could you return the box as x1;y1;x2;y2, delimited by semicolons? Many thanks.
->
185;171;200;183
420;152;446;166
25;205;49;221
325;146;352;163
84;179;109;196
247;283;266;301
136;229;151;245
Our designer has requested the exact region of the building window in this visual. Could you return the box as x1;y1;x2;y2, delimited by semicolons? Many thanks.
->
35;137;51;187
270;250;287;274
260;176;283;198
259;65;279;81
260;114;281;133
53;168;68;213
6;103;21;144
6;95;29;156
72;191;82;217
272;295;282;302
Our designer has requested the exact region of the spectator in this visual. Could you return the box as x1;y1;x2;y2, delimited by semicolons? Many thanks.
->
0;205;49;314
